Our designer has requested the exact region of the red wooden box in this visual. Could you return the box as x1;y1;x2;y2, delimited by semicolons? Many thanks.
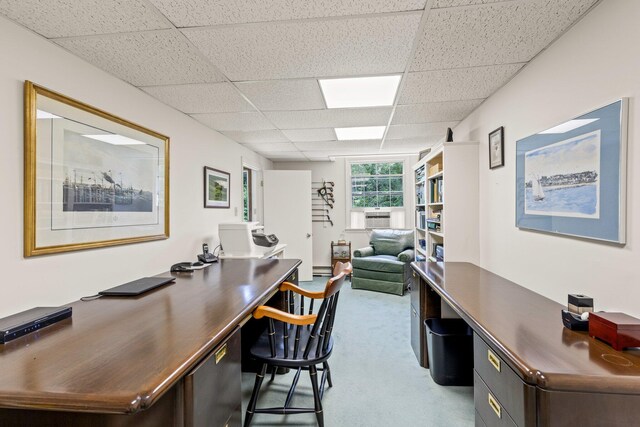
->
589;312;640;351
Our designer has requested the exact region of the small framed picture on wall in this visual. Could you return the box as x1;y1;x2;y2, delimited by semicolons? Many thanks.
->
489;126;505;169
204;166;230;208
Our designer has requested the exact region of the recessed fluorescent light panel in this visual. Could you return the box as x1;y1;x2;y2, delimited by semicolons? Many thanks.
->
319;75;401;109
83;134;146;145
539;119;599;134
335;126;385;141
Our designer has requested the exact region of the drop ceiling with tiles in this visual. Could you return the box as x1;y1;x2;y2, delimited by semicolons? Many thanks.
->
0;0;599;161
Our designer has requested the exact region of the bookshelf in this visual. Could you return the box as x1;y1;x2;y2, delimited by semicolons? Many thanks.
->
413;142;479;263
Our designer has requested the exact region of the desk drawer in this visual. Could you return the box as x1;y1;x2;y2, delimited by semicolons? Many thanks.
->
410;271;420;309
185;327;241;427
475;410;487;427
474;371;517;427
410;302;424;366
473;333;535;427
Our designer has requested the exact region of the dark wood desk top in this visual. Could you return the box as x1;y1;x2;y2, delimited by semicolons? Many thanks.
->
0;258;300;414
412;261;640;394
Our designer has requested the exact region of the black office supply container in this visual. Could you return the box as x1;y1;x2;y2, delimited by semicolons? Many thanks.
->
425;318;473;386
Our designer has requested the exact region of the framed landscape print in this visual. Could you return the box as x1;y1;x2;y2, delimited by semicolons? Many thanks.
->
489;126;504;169
24;81;170;257
515;99;628;243
204;167;230;208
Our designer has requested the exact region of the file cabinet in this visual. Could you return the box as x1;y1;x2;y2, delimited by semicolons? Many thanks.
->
473;334;536;427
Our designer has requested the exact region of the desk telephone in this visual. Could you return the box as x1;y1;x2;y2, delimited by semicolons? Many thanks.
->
198;243;218;263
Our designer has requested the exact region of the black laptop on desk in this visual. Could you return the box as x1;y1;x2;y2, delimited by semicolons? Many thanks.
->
99;277;175;297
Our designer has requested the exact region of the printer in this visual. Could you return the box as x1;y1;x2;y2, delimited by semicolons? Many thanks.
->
218;222;279;258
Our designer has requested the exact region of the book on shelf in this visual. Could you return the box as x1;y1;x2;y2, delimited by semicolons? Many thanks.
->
415;186;425;205
430;177;443;203
432;243;444;261
426;219;441;232
416;211;426;229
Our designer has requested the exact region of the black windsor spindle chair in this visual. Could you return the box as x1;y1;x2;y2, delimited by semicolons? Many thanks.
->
244;262;352;427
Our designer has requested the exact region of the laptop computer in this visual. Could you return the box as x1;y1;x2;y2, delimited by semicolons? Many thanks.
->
99;277;175;297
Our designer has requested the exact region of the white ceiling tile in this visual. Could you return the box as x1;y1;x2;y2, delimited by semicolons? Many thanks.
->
235;79;326;111
295;141;340;152
265;151;308;161
191;112;276;131
222;130;289;144
244;142;298;152
141;83;254;113
150;0;426;27
412;0;598;70
149;0;426;27
296;141;380;152
0;0;170;38
386;122;459;139
398;64;524;104
306;156;333;162
303;151;335;157
281;129;336;142
265;107;392;129
393;99;483;124
381;138;435;153
183;13;422;80
433;0;507;8
55;30;226;86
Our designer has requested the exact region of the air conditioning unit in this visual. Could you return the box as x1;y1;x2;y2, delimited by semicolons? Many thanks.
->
365;211;391;229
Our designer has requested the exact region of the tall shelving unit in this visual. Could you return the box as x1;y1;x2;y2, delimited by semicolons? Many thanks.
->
412;142;479;264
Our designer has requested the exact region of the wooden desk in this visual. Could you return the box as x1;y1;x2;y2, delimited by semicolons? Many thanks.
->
411;262;640;427
0;258;300;426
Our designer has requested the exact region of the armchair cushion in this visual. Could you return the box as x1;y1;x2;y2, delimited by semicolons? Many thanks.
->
352;255;405;273
370;229;414;256
397;249;415;263
353;246;374;258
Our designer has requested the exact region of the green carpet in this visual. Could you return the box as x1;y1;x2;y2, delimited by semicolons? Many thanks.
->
241;276;474;426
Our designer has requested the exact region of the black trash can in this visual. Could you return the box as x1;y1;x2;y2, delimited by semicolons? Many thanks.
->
425;318;473;386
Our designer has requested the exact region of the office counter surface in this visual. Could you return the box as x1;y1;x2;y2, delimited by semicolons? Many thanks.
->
412;261;640;426
0;258;300;414
412;261;640;393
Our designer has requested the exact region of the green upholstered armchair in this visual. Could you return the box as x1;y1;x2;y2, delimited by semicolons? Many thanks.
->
351;229;414;296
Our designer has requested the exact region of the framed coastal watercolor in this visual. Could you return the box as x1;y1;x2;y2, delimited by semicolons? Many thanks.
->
515;99;627;244
24;81;170;256
204;166;230;208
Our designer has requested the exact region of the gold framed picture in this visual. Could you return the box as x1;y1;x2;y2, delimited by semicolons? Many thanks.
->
24;81;170;256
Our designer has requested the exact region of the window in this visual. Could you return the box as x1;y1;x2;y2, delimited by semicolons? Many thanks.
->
242;167;252;221
350;161;404;208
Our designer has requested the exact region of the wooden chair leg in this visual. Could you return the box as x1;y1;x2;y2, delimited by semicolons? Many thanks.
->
244;363;267;427
309;365;324;427
323;361;333;388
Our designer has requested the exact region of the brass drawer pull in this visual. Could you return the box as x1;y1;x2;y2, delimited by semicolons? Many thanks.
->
488;392;502;419
488;349;501;372
215;343;227;364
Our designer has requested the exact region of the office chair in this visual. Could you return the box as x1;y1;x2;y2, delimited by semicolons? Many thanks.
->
244;262;353;427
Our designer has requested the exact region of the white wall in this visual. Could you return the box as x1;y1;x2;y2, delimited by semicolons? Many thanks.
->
0;17;271;317
453;0;640;316
274;155;417;269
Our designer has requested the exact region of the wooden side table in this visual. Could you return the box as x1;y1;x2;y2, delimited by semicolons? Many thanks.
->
331;241;351;278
